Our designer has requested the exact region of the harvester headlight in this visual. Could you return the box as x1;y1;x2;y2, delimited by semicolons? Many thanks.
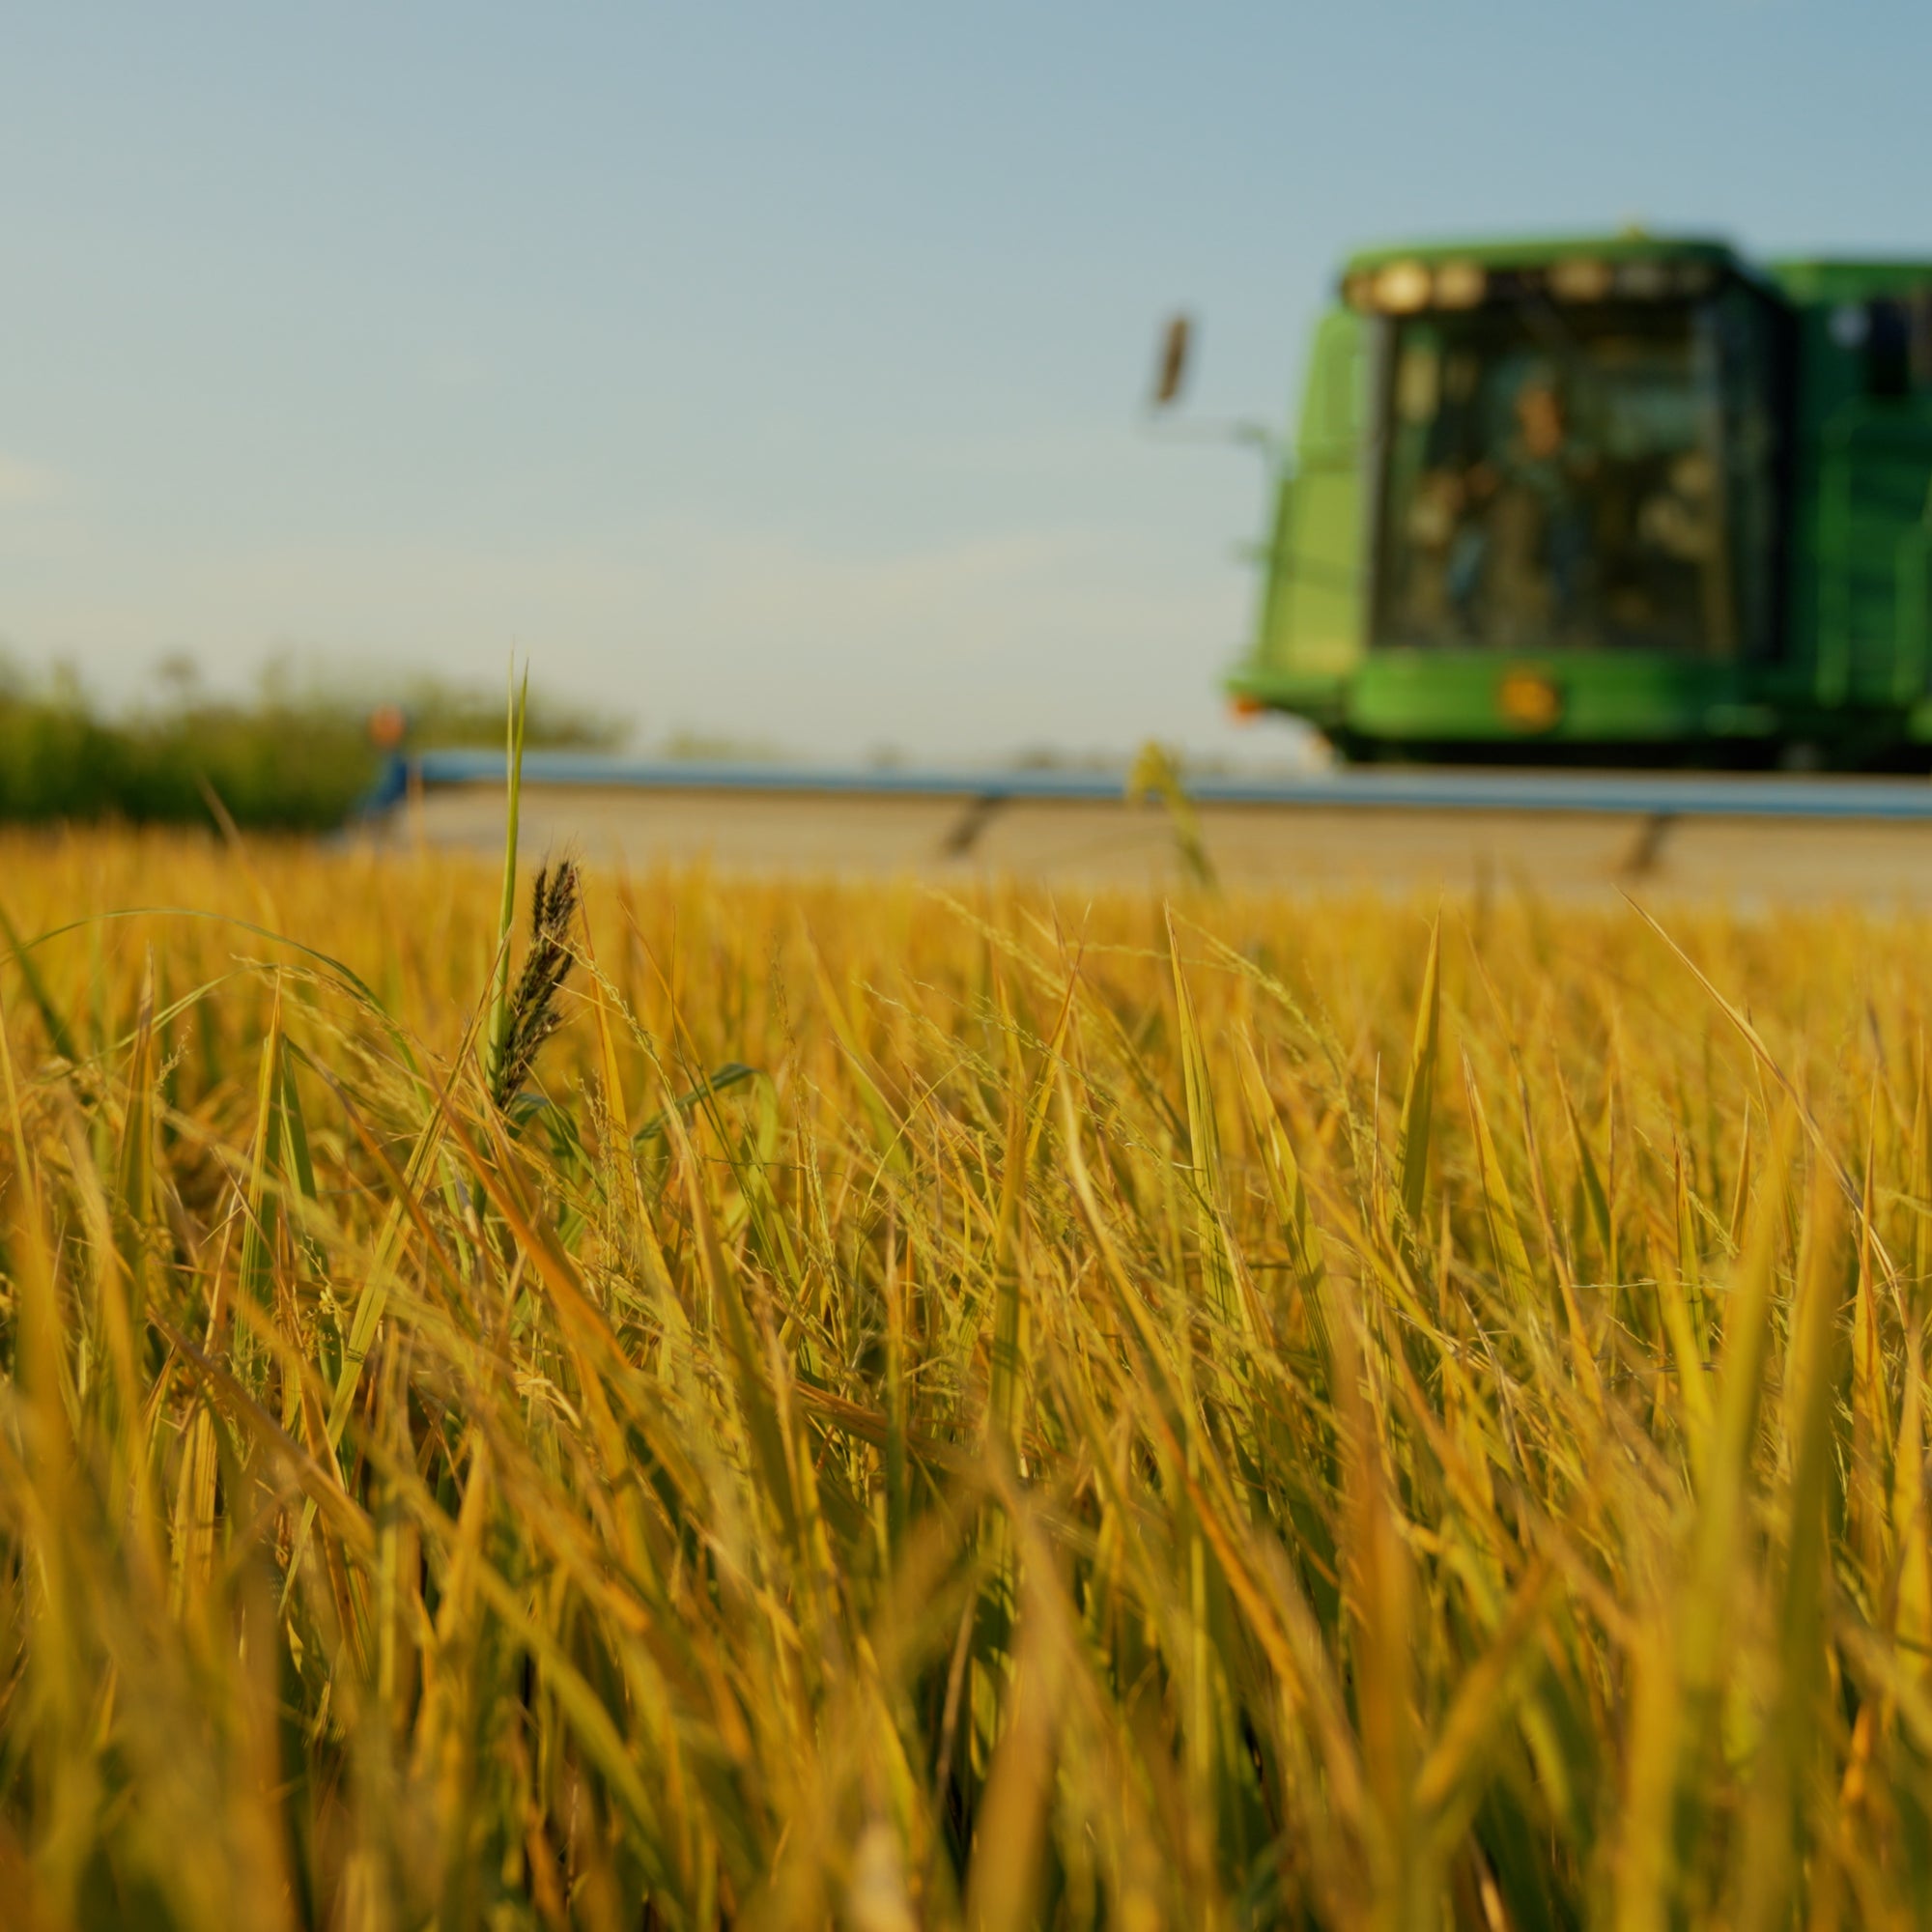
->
1434;262;1487;308
1373;262;1434;313
1614;259;1670;299
1549;258;1613;302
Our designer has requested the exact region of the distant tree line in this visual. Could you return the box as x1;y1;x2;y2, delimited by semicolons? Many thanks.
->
0;656;628;831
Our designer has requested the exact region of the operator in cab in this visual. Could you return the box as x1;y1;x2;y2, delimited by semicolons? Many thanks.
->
1443;365;1598;646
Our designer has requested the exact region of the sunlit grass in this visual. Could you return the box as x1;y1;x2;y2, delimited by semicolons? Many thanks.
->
1;822;1929;1927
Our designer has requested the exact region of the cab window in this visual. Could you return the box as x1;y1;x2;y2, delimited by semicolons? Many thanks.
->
1373;289;1771;657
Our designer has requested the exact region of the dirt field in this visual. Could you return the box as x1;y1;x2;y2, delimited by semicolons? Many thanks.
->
391;779;1932;906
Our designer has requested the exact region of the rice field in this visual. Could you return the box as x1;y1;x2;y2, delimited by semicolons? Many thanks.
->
2;821;1932;1928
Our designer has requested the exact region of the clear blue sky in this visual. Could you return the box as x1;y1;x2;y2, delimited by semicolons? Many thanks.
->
2;3;1924;758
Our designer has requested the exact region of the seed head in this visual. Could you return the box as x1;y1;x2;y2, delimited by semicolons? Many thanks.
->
492;858;581;1107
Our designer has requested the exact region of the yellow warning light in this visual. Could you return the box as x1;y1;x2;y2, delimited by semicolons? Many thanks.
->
1497;672;1562;731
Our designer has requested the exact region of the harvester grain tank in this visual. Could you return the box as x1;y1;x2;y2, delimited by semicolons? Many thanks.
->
1171;235;1932;766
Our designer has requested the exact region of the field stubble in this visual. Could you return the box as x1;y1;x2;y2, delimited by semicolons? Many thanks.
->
1;827;1930;1927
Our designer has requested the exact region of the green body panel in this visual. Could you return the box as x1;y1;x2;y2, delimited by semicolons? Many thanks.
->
1227;233;1932;764
1349;651;1750;742
1250;307;1370;687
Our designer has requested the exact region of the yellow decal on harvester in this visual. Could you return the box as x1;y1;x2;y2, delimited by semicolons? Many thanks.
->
1497;671;1562;731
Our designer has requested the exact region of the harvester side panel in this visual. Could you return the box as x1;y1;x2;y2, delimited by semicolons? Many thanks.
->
1261;308;1369;684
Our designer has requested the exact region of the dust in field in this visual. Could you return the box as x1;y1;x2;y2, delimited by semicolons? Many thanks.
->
1;828;1928;1925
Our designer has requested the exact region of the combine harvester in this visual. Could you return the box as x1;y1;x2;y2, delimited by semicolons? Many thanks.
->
1175;230;1932;767
371;233;1932;902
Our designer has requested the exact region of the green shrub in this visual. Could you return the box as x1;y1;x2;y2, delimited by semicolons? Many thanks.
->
0;660;626;829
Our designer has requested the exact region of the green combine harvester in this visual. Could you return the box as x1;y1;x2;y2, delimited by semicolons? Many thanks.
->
1165;234;1932;766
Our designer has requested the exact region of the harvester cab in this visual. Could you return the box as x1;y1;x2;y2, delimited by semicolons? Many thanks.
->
1177;235;1932;766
